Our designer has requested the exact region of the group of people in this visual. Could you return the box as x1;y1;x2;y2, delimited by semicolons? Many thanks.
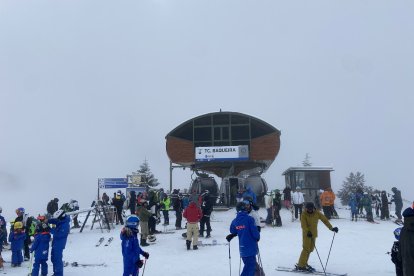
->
0;207;70;276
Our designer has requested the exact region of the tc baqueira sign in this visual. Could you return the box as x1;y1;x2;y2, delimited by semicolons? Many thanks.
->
195;145;249;162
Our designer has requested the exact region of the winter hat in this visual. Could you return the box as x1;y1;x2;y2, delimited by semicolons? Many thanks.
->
305;202;315;210
402;207;414;218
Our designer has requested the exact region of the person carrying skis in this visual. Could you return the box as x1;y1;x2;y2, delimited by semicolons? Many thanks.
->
296;202;338;272
391;227;403;276
183;200;202;250
30;222;51;276
399;206;414;276
48;210;70;276
8;221;26;267
226;200;260;276
121;215;149;276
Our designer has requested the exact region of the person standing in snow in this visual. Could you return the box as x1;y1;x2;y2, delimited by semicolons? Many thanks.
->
160;195;171;226
136;200;151;247
47;198;59;218
273;189;283;227
200;192;213;238
121;215;149;276
264;191;273;225
296;202;338;272
320;188;335;219
348;193;358;221
381;190;390;220
30;222;51;276
8;221;26;267
112;191;125;225
292;187;305;220
242;185;257;205
391;187;403;222
48;210;70;276
399;206;414;276
283;185;292;209
226;200;260;276
391;227;403;276
183;201;202;250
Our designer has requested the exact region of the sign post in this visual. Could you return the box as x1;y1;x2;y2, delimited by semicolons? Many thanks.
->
97;178;129;200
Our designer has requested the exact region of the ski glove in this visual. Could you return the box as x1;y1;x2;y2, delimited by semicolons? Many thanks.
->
331;227;339;233
307;231;313;238
257;226;261;233
226;233;237;242
137;260;144;268
142;252;149;259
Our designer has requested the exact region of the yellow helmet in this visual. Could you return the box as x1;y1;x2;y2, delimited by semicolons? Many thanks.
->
14;221;23;229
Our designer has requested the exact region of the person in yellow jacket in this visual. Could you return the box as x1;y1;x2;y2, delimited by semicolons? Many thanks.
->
160;196;171;226
320;188;336;219
296;202;339;272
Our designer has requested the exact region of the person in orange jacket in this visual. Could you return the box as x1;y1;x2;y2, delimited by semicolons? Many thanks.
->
320;188;336;219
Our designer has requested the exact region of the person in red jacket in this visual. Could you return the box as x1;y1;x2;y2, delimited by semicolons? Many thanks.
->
183;201;202;250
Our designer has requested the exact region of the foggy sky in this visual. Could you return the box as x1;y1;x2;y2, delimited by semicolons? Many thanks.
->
1;0;413;219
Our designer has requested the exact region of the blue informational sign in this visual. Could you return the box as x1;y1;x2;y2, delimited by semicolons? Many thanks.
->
98;178;128;189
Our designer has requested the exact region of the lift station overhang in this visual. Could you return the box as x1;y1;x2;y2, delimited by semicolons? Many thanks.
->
165;111;281;178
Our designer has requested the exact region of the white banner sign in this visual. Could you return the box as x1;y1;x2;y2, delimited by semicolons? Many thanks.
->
195;145;249;162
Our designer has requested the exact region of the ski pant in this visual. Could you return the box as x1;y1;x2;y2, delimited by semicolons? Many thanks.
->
298;236;315;267
200;216;211;236
116;207;124;225
11;249;23;265
123;257;139;276
32;259;48;276
51;247;64;276
381;206;389;219
322;206;332;219
175;210;182;228
140;221;149;240
162;210;169;225
294;204;303;219
265;208;272;224
73;214;80;228
149;216;156;234
186;223;199;246
273;208;282;226
395;203;403;220
241;255;256;276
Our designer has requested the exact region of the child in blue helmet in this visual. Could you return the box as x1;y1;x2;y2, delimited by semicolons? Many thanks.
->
226;200;260;276
121;215;149;276
30;222;51;276
391;227;403;276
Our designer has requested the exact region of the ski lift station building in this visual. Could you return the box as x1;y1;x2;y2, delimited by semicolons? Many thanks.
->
165;111;281;204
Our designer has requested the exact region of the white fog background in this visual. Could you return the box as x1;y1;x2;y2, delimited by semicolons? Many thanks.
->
1;0;413;219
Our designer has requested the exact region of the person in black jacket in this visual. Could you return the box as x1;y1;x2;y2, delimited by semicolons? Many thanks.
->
391;187;403;221
47;198;59;218
199;192;213;238
171;189;183;230
112;192;125;225
128;191;137;215
399;206;414;276
381;191;390;220
391;227;403;276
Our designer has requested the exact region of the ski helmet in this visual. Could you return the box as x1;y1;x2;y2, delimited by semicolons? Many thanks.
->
236;200;251;212
16;207;25;214
394;227;402;240
53;210;66;219
14;221;23;229
126;215;140;230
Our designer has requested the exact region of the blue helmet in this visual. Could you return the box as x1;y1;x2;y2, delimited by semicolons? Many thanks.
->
394;227;402;241
126;215;140;230
236;200;251;212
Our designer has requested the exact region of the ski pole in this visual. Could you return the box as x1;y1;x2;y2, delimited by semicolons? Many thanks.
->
239;257;241;276
27;252;34;276
324;232;336;272
314;242;327;276
257;244;264;276
228;241;231;276
141;259;147;276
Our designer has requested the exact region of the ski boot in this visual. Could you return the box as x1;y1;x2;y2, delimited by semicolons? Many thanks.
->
186;240;191;250
140;238;149;247
193;245;198;250
305;265;316;272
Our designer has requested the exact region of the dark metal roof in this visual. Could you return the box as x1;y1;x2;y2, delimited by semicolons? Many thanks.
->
282;166;334;175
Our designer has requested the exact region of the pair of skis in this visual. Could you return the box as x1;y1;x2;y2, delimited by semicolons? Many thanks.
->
95;237;113;247
276;266;347;276
64;261;106;267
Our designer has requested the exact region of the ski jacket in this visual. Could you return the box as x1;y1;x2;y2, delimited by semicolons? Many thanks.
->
300;210;332;238
137;205;151;222
30;232;51;261
348;195;358;213
391;190;403;207
8;230;26;251
160;197;171;211
112;196;124;209
399;215;414;276
49;216;70;250
283;187;292;201
320;190;336;206
242;186;257;204
183;202;202;223
120;228;144;263
201;197;213;217
0;215;6;243
264;194;273;209
292;191;305;205
230;211;260;257
381;193;389;207
47;200;59;215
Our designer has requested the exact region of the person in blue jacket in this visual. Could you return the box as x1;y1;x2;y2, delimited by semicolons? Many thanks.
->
48;210;70;276
349;193;358;221
121;215;149;276
8;221;26;267
226;200;260;276
243;185;257;205
30;222;51;276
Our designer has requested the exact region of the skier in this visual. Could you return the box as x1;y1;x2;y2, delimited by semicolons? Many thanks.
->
112;191;125;225
380;190;390;220
48;210;70;276
14;207;34;261
348;193;358;221
243;185;257;205
171;189;183;230
30;222;51;276
391;187;403;223
136;200;151;247
283;185;292;209
183;201;202;250
361;192;374;222
8;221;26;267
320;188;335;219
121;215;149;276
296;202;338;272
46;198;59;218
160;195;170;226
129;191;137;215
390;227;403;276
292;187;305;220
226;200;260;276
272;189;283;227
200;192;213;238
264;191;273;225
0;206;6;266
399;206;414;276
102;192;110;205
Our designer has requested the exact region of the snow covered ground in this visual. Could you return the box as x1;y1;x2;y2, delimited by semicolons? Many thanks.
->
1;207;400;275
